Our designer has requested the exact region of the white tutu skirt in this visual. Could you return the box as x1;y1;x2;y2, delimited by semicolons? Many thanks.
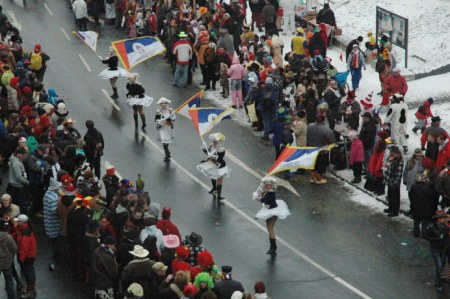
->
97;67;129;79
156;125;175;144
127;95;154;107
196;161;231;179
255;199;290;220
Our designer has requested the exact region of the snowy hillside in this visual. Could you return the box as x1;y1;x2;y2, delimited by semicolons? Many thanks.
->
331;0;450;73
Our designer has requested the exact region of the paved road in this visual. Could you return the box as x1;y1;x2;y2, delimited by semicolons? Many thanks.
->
0;0;444;298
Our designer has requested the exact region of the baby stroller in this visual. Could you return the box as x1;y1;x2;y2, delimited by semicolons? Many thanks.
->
331;70;349;94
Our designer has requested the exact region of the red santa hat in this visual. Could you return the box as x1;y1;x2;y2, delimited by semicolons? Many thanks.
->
360;92;373;108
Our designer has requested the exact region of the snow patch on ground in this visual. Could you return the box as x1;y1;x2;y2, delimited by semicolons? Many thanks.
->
331;0;450;73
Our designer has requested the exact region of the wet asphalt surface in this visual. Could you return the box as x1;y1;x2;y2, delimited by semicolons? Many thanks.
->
0;0;446;298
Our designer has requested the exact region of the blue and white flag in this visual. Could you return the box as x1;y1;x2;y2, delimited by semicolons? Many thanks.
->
73;31;98;53
112;36;166;70
268;145;335;174
175;90;203;118
188;107;233;136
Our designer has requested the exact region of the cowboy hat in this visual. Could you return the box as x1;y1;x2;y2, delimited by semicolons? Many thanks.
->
129;245;149;258
178;31;188;38
163;234;180;249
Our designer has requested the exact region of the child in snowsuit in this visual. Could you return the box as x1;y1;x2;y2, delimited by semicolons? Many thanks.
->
220;63;229;98
412;97;434;134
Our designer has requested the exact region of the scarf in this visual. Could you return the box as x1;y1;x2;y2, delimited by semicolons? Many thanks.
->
352;52;359;68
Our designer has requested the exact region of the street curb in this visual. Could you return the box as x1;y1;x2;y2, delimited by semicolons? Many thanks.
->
329;170;409;216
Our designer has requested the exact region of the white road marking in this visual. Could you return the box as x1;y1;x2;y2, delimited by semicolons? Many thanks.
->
43;3;54;15
226;150;300;197
60;27;71;40
7;10;22;30
78;54;91;72
140;132;371;298
104;161;123;180
101;89;121;111
141;134;210;189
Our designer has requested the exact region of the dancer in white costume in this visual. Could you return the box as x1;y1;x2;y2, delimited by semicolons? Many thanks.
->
197;133;230;204
125;74;153;130
98;47;129;99
155;98;176;162
252;176;290;254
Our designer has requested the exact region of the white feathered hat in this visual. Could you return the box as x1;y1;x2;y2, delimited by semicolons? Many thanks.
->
157;97;171;105
261;176;277;185
209;132;225;142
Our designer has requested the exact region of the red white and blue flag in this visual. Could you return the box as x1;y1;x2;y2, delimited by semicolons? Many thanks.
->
111;36;166;70
268;145;335;174
175;90;203;118
188;107;233;136
73;31;98;53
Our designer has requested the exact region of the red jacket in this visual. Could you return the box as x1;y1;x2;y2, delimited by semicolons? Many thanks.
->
368;148;385;178
436;141;450;171
384;74;408;95
156;219;182;242
349;139;365;165
15;223;37;262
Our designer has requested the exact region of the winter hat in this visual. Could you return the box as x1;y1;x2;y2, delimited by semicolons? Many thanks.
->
103;236;117;245
23;86;32;95
231;291;243;299
14;214;29;222
9;77;19;86
127;283;144;297
162;234;180;249
161;207;171;219
175;245;190;260
183;283;198;297
360;92;373;108
265;77;274;85
426;97;434;105
106;165;116;175
48;177;62;191
346;90;356;100
34;44;42;52
56;102;68;115
61;174;74;186
197;250;214;267
248;53;256;61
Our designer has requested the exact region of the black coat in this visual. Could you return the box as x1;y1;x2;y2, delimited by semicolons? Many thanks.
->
316;6;336;27
102;56;118;70
359;119;377;151
83;128;104;159
410;182;439;221
213;279;245;299
122;259;156;299
308;33;326;58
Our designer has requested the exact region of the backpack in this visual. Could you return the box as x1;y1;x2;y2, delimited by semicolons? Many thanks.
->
29;52;43;71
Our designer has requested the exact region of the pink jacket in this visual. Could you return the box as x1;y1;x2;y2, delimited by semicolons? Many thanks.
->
227;55;245;80
349;139;365;165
